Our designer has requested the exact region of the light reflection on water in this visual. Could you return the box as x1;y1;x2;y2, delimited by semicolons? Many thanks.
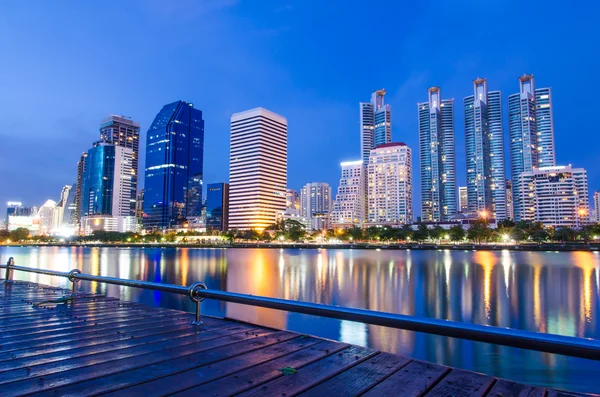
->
1;246;600;393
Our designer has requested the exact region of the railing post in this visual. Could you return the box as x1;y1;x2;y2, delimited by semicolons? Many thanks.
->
68;269;82;296
4;257;14;284
188;282;207;325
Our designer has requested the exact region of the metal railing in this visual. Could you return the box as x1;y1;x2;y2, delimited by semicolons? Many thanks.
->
2;261;600;361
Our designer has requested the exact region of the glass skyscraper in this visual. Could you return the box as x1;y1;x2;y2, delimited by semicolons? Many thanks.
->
206;183;229;231
464;78;507;219
360;90;391;165
508;75;555;220
417;87;456;222
142;101;205;230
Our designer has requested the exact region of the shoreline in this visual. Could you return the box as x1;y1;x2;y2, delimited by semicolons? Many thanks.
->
2;242;599;252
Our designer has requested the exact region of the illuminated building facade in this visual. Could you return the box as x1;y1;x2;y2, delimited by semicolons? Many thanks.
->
360;89;391;165
229;108;287;230
330;160;365;227
300;182;332;230
594;191;600;223
206;182;229;231
458;186;468;213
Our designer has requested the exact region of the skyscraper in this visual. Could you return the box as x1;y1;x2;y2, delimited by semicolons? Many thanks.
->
142;101;204;230
367;143;412;225
360;90;391;165
100;115;141;214
300;182;332;229
506;180;514;220
594;192;600;223
81;141;134;219
508;75;556;220
228;108;287;230
206;183;229;231
74;152;87;230
464;78;507;219
286;189;300;213
418;87;456;222
517;165;588;228
330;160;365;227
458;186;468;213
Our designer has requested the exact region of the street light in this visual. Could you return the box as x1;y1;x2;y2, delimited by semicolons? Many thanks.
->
444;234;449;240
502;234;509;242
479;210;489;220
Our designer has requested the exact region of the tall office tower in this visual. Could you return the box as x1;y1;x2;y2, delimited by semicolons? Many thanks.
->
508;75;556;220
418;87;456;222
330;160;365;227
228;108;287;230
360;90;391;164
53;185;73;231
4;202;31;229
300;182;332;229
206;183;229;231
74;152;87;230
367;143;412;225
506;180;514;220
135;189;144;229
594;192;600;223
517;165;589;228
100;115;141;214
80;141;134;219
458;187;468;213
62;183;77;227
37;200;57;235
286;189;300;211
464;78;507;219
142;101;204;230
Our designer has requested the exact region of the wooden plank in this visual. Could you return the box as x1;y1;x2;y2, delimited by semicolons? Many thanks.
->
233;345;377;397
297;352;411;397
361;360;450;397
424;368;496;397
176;339;348;397
485;378;545;397
39;332;302;396
100;336;322;396
0;324;260;386
3;329;281;395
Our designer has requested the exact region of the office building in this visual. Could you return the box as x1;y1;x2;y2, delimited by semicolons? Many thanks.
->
37;199;57;235
418;87;457;222
286;189;300;212
367;143;412;225
506;180;514;220
330;160;365;227
135;189;144;229
228;108;287;230
143;101;205;230
593;191;600;223
206;183;229;231
53;185;75;232
100;115;140;215
5;202;31;228
74;152;87;230
508;75;556;220
517;165;589;228
300;182;332;230
80;215;137;235
464;78;507;219
458;187;468;213
360;90;391;165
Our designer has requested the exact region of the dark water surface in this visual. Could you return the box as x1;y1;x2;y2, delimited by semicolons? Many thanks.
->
1;246;599;393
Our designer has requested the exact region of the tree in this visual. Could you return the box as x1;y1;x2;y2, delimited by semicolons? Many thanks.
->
347;226;363;242
498;218;516;229
365;226;381;242
467;220;492;244
283;219;306;242
0;230;10;242
531;229;549;244
553;227;577;244
512;228;528;243
449;225;465;242
412;224;429;243
429;226;445;242
396;225;413;242
222;231;235;243
10;228;30;242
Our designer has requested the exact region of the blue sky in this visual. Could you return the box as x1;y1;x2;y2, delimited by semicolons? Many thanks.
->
1;0;598;217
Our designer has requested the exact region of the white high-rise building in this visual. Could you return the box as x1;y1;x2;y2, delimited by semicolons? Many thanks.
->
330;161;365;227
360;90;391;165
458;186;468;213
506;180;514;220
300;182;332;230
229;108;287;230
593;191;600;223
367;143;412;225
517;165;589;228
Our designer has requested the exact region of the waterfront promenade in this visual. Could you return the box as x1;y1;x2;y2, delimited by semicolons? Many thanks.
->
1;281;595;396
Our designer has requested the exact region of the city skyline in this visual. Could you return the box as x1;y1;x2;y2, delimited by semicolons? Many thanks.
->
1;1;599;219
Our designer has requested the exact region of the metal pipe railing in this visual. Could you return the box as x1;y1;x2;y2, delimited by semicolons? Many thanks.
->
2;261;600;360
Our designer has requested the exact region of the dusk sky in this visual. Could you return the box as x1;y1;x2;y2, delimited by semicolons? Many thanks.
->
1;0;598;217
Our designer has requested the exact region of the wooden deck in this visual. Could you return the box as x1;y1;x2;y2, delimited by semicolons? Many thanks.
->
0;281;594;397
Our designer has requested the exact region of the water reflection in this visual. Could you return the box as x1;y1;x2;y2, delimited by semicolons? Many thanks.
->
1;246;599;393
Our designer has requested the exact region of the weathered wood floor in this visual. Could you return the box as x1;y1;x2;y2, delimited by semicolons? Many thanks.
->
0;281;595;397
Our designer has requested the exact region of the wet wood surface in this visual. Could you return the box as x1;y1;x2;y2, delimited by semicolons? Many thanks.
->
1;281;597;396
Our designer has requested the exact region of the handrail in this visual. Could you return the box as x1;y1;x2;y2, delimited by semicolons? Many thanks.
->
2;262;600;360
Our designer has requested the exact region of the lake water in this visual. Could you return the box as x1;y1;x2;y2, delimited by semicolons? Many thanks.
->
1;246;599;393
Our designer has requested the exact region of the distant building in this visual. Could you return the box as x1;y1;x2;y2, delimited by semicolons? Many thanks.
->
360;89;391;165
37;199;57;235
81;215;137;235
5;202;32;229
418;87;456;222
286;189;300;212
228;108;287;230
300;182;332;230
135;189;144;229
464;78;507;219
458;187;468;213
367;143;412;226
330;160;365;227
74;152;88;231
594;191;600;223
206;183;229;231
506;180;514;220
54;185;76;234
142;101;205;230
508;75;556;220
517;165;589;228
